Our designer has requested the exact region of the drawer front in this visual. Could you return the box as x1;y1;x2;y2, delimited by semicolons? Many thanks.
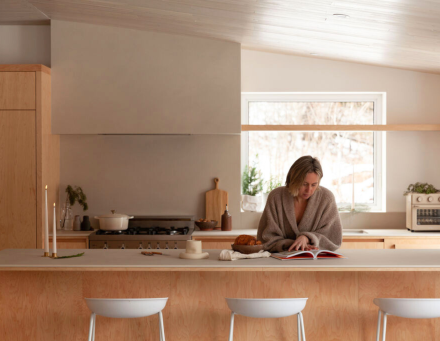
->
0;72;35;109
340;242;384;249
49;237;88;249
385;238;440;249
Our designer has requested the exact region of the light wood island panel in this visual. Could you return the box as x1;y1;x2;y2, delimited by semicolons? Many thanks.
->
2;268;440;340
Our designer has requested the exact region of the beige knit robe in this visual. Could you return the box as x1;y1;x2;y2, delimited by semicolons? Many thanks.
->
257;186;342;252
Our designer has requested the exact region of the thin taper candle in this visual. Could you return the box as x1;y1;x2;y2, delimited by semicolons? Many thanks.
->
52;203;57;258
44;186;49;256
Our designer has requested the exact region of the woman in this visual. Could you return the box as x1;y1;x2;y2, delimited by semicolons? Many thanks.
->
257;156;342;252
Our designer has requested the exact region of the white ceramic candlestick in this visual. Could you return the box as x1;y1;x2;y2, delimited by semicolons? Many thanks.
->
44;185;49;257
52;203;57;258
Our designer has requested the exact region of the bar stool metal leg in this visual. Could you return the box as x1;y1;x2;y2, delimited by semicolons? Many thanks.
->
297;313;302;341
92;313;96;341
299;312;306;341
87;313;95;341
228;312;235;341
376;310;382;341
382;313;387;341
158;311;166;341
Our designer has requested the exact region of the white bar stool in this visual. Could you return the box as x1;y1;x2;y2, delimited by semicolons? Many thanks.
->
374;298;440;341
85;298;168;341
226;298;308;341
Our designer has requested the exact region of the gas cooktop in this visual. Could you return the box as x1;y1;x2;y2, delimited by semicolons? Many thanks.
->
95;226;189;236
89;215;194;241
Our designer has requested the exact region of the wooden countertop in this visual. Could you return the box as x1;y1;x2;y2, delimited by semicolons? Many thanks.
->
49;230;95;237
2;249;440;271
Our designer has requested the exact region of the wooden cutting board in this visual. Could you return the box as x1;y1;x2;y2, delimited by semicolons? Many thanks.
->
206;178;228;228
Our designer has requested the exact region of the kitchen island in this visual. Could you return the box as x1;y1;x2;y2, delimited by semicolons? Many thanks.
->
1;249;440;341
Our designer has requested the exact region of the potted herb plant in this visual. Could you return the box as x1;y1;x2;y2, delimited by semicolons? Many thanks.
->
241;164;264;212
403;182;439;195
263;176;283;208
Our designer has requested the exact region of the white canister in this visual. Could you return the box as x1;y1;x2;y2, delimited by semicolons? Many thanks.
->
73;215;81;231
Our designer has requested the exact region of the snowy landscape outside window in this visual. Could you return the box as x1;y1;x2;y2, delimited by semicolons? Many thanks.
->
241;93;386;212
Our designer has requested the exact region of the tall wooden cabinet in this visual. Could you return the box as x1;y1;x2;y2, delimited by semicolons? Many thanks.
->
0;65;59;250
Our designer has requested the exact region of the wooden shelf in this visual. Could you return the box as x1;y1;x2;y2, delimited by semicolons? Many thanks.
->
242;124;440;132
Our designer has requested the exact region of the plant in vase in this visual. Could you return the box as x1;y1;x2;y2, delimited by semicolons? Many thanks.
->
242;164;264;212
61;185;88;230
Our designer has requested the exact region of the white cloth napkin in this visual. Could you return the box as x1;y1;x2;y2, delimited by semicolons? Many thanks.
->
219;249;272;261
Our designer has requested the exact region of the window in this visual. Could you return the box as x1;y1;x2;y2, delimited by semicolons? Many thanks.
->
241;93;386;212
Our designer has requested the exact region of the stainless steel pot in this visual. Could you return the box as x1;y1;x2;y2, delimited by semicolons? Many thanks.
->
94;210;134;231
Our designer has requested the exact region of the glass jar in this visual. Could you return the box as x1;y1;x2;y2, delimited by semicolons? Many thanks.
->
60;203;73;230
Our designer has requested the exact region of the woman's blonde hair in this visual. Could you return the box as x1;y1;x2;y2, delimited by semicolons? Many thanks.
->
285;156;323;196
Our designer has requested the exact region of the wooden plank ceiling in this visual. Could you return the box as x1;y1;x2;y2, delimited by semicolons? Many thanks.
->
1;0;440;74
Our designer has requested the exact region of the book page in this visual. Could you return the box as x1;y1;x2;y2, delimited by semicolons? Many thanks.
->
272;250;314;259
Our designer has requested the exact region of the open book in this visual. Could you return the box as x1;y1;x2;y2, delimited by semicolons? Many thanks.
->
271;250;345;261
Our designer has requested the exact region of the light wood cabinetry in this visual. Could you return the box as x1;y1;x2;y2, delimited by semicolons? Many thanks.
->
0;65;59;250
0;72;35;109
384;238;440;249
49;237;88;249
340;239;385;249
194;235;440;250
192;238;233;250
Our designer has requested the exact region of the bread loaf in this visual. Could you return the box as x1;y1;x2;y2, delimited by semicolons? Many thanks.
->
234;235;260;246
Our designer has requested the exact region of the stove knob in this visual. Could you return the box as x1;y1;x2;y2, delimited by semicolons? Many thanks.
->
165;242;169;249
138;242;143;249
156;243;160;249
174;242;178;249
103;242;108;249
438;197;440;203
120;243;125;249
417;196;422;202
428;196;433;202
147;242;152;249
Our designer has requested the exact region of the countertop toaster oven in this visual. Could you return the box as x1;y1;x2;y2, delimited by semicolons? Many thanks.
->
406;193;440;232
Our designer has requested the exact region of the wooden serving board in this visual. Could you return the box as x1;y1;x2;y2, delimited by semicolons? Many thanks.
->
205;178;228;228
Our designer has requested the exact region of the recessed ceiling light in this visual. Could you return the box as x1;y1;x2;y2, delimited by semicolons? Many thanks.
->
333;13;350;19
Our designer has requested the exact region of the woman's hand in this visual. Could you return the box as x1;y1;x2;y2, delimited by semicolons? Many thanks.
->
288;235;317;251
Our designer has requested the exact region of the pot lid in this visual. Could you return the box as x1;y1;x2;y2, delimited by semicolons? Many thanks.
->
96;210;132;219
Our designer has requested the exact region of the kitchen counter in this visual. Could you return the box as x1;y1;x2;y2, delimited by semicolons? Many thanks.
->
1;248;439;341
193;228;440;237
1;248;440;271
49;229;95;237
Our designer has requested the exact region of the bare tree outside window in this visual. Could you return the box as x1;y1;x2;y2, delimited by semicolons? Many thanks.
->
245;100;381;212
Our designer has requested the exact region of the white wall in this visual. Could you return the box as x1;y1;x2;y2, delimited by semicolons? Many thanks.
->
0;25;50;66
61;135;241;228
51;21;242;227
51;20;241;135
241;49;440;228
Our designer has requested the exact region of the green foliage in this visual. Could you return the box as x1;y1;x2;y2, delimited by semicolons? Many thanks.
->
65;185;88;211
403;182;439;196
242;164;263;196
266;176;283;193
